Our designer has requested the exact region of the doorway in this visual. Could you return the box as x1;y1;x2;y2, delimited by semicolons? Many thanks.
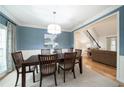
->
74;13;119;81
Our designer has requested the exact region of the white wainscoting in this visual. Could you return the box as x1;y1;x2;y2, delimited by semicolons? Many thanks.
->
117;56;124;83
20;49;69;60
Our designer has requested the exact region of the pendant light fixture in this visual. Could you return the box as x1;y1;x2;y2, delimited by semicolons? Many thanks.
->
47;11;61;34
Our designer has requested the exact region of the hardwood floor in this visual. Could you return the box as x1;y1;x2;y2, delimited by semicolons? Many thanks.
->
83;55;124;87
83;55;116;81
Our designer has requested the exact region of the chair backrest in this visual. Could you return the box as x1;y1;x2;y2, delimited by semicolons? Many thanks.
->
54;49;62;54
38;54;57;75
68;48;73;52
11;51;24;70
41;49;50;55
64;52;76;70
75;49;82;59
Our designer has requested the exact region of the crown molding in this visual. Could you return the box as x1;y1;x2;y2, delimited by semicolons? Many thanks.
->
18;24;72;32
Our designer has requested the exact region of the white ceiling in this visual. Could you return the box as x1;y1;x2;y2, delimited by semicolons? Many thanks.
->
89;15;117;37
1;5;120;31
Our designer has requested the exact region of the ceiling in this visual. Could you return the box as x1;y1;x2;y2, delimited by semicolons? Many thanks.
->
1;5;120;31
89;15;117;37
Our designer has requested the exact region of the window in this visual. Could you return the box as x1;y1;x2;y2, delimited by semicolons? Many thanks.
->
0;24;7;76
111;39;116;51
107;36;117;51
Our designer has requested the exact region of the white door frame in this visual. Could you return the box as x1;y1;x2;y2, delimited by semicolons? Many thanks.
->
74;11;120;81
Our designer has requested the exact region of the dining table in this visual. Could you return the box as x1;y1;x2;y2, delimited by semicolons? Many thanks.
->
21;53;83;87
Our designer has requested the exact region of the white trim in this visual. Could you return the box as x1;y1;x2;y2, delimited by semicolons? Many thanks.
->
118;56;124;83
18;24;72;32
18;24;47;30
73;5;121;31
116;11;120;81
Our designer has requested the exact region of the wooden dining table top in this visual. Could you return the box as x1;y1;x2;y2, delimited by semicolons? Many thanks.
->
23;53;64;66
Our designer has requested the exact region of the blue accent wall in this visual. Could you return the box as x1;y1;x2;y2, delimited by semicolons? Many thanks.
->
119;6;124;55
17;26;74;50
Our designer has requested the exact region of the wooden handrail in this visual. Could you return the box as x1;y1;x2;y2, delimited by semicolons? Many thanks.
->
86;30;101;48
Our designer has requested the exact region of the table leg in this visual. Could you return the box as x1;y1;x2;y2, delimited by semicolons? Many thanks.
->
22;64;26;87
79;57;82;74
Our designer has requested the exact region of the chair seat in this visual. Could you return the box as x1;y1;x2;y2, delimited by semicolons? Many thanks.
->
59;63;73;70
58;63;64;69
58;52;76;82
19;66;35;73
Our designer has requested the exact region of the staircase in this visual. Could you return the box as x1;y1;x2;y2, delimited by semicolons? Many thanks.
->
85;30;101;48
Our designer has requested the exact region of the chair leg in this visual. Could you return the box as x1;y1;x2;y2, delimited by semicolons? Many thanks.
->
36;65;38;73
40;74;42;87
15;73;19;87
33;71;35;83
54;73;57;86
72;68;76;79
63;71;65;83
58;66;60;74
78;63;80;73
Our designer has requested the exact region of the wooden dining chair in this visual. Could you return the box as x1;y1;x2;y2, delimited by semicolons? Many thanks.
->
11;51;35;86
58;52;76;82
38;54;58;86
75;49;82;72
41;49;50;55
